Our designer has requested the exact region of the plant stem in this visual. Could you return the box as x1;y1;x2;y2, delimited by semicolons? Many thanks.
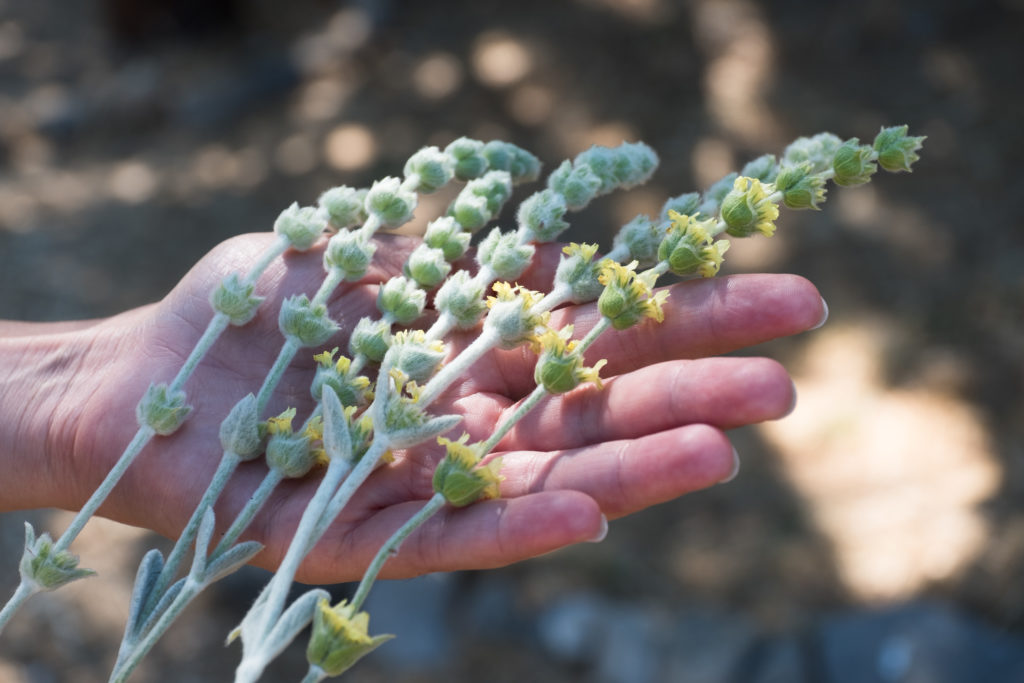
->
0;581;37;635
417;328;499;407
350;493;446;613
170;313;230;393
211;468;285;558
256;337;302;415
300;665;327;683
54;426;156;553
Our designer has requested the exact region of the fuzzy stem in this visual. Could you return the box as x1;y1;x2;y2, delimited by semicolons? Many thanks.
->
53;426;156;553
256;337;302;415
301;665;327;683
350;493;446;613
417;328;499;407
0;580;37;635
170;314;231;393
211;468;285;558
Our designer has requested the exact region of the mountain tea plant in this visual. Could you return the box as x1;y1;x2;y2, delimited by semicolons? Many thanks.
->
0;127;924;681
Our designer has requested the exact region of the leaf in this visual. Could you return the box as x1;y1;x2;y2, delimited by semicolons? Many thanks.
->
202;542;263;585
122;549;165;642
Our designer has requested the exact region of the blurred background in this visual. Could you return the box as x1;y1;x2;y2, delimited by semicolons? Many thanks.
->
1;0;1022;681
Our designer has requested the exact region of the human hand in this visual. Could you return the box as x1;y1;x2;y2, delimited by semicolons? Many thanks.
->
4;231;824;583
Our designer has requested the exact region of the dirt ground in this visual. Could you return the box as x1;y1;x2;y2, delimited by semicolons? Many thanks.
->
1;0;1022;681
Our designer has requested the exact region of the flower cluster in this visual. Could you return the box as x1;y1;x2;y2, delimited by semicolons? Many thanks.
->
0;127;924;683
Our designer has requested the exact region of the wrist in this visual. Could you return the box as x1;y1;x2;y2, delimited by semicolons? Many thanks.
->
0;318;121;512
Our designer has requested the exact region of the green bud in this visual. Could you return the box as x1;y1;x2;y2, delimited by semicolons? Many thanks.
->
517;189;569;242
318;186;368;230
306;599;393;677
20;523;95;591
493;142;542;183
404;146;455;193
873;125;925;173
434;271;488;328
554;243;604;303
219;394;263;459
448;171;513;231
484;283;548;349
266;431;318;479
784;132;843;173
444;137;488;180
432;435;502;507
274;203;324;251
279;294;340;347
324;230;377;280
477;228;535;281
386;331;446;383
720;177;779;238
404;244;452;288
209;273;264;326
365;176;417;228
349;317;392;362
423;216;471;261
311;349;372;408
774;162;827;209
661;192;701;220
449;192;489;232
741;153;779;183
547;160;602;211
376;276;426;324
832;138;878;186
613;215;663;267
136;382;191;435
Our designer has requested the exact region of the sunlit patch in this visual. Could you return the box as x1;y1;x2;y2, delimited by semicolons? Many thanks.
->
324;123;377;172
508;83;554;126
690;136;735;190
760;324;1000;601
107;160;158;204
274;133;318;176
412;52;463;100
471;32;533;88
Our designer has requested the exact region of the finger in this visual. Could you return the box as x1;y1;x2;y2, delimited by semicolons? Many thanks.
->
497;423;736;519
258;490;605;583
463;273;823;399
489;356;795;452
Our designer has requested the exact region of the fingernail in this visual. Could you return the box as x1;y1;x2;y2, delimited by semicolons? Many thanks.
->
785;379;798;417
811;297;829;330
720;446;740;483
587;514;608;543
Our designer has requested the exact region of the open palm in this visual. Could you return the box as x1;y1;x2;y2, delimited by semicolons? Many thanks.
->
52;230;823;584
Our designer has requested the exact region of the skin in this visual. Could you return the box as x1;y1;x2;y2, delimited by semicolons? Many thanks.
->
0;231;825;584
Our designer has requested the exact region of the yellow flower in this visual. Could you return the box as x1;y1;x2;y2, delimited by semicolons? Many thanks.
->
597;259;669;329
721;176;780;238
484;282;551;350
433;434;503;506
306;598;393;677
264;407;297;436
697;240;730;278
562;242;600;261
534;325;608;393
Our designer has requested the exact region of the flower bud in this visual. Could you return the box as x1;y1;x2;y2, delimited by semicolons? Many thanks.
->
404;146;455;193
482;141;542;183
720;177;780;237
306;598;393;677
484;282;549;349
434;271;488;329
448;171;513;232
660;192;701;220
365;176;417;228
783;132;843;173
404;244;451;288
477;228;535;281
432;434;502;507
386;331;446;383
444;137;488;180
379;369;462;447
575;142;659;194
658;211;730;278
279;294;340;347
274;203;324;251
555;243;604;303
20;523;95;591
534;325;607;395
318;186;368;230
136;382;191;435
349;317;392;362
376;276;426;325
741;153;779;183
547;159;602;211
517;189;569;243
613;215;663;267
423;216;471;261
311;349;372;407
597;260;669;330
210;273;264;326
873;125;925;173
219;394;263;459
324;230;377;280
266;431;318;478
774;162;827;210
832;138;878;186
